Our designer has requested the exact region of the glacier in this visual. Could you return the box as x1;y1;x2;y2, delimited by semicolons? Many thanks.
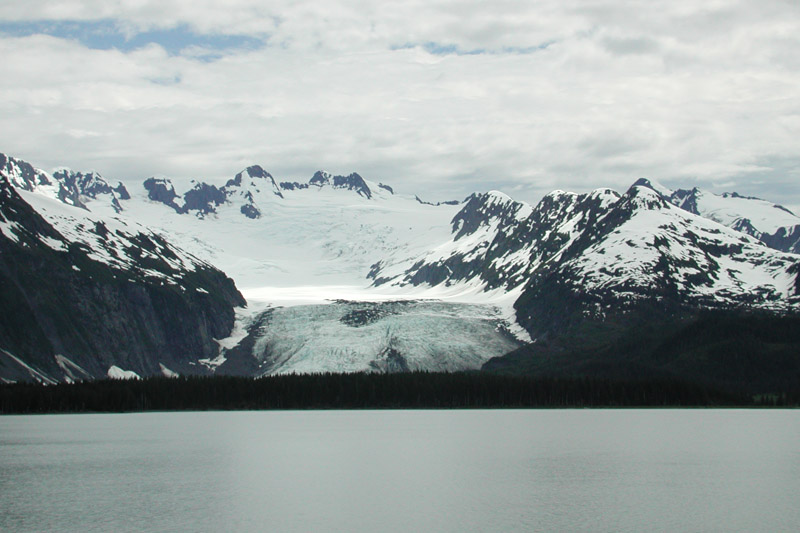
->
2;152;799;381
219;300;522;375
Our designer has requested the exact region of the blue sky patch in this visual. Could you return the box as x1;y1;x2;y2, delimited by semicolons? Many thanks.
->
0;20;265;56
391;41;555;56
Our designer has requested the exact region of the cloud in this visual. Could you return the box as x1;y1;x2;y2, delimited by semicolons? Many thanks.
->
0;0;798;210
0;20;265;56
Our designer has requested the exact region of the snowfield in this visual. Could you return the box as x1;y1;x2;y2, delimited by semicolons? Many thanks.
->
121;172;464;293
2;152;799;379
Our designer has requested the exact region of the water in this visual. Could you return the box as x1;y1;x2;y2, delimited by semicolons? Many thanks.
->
1;410;798;532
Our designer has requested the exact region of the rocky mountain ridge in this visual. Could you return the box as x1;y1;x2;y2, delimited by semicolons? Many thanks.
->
1;152;798;383
143;167;390;219
662;181;800;254
1;153;130;214
0;166;244;383
372;180;799;339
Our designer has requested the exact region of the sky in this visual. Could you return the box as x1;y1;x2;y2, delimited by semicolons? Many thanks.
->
0;0;798;210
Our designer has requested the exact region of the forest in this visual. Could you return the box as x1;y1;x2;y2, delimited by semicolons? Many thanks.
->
2;371;792;414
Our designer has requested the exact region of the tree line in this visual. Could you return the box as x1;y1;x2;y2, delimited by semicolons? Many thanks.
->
2;371;787;414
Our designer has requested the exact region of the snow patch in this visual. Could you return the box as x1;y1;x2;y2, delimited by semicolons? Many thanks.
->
107;365;140;380
0;220;23;242
0;348;57;384
214;306;253;349
55;354;92;382
198;354;227;371
159;363;179;378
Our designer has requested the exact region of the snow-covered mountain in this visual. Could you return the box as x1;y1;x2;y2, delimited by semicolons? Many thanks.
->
372;180;800;338
124;163;520;375
515;183;800;338
144;167;391;219
126;163;462;294
143;165;284;218
1;153;130;215
3;153;513;381
0;167;244;383
661;180;800;254
370;187;620;292
1;152;798;382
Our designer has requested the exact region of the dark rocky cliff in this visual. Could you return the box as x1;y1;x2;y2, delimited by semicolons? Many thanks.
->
0;176;245;383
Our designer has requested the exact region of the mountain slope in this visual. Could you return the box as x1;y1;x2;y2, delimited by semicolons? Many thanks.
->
663;181;800;253
483;311;800;395
3;152;798;384
515;183;799;337
370;187;622;293
0;173;245;384
1;153;130;216
372;180;800;340
126;165;462;294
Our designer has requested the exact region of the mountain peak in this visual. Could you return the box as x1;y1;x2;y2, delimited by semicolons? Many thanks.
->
624;181;671;210
244;165;273;180
224;165;284;208
227;165;276;186
52;168;130;211
310;170;332;185
484;190;514;204
542;190;579;201
309;171;372;199
665;185;800;252
588;187;620;203
1;153;53;191
630;178;673;198
450;190;532;239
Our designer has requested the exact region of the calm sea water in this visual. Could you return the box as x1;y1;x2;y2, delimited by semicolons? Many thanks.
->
1;410;798;532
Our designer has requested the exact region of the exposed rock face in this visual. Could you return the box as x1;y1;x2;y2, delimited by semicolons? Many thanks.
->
53;169;130;212
759;225;800;254
143;177;182;211
415;195;460;206
513;184;800;339
1;153;86;210
279;181;308;191
373;180;800;341
183;182;227;215
0;174;245;383
666;184;800;254
3;152;799;385
309;171;373;198
0;154;131;215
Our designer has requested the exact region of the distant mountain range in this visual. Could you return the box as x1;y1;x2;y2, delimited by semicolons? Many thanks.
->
1;152;798;390
0;156;244;383
372;179;799;336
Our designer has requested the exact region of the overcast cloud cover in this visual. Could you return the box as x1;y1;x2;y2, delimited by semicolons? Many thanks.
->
1;0;798;209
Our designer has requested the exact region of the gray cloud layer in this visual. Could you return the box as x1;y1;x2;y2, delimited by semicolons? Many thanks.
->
1;1;798;209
